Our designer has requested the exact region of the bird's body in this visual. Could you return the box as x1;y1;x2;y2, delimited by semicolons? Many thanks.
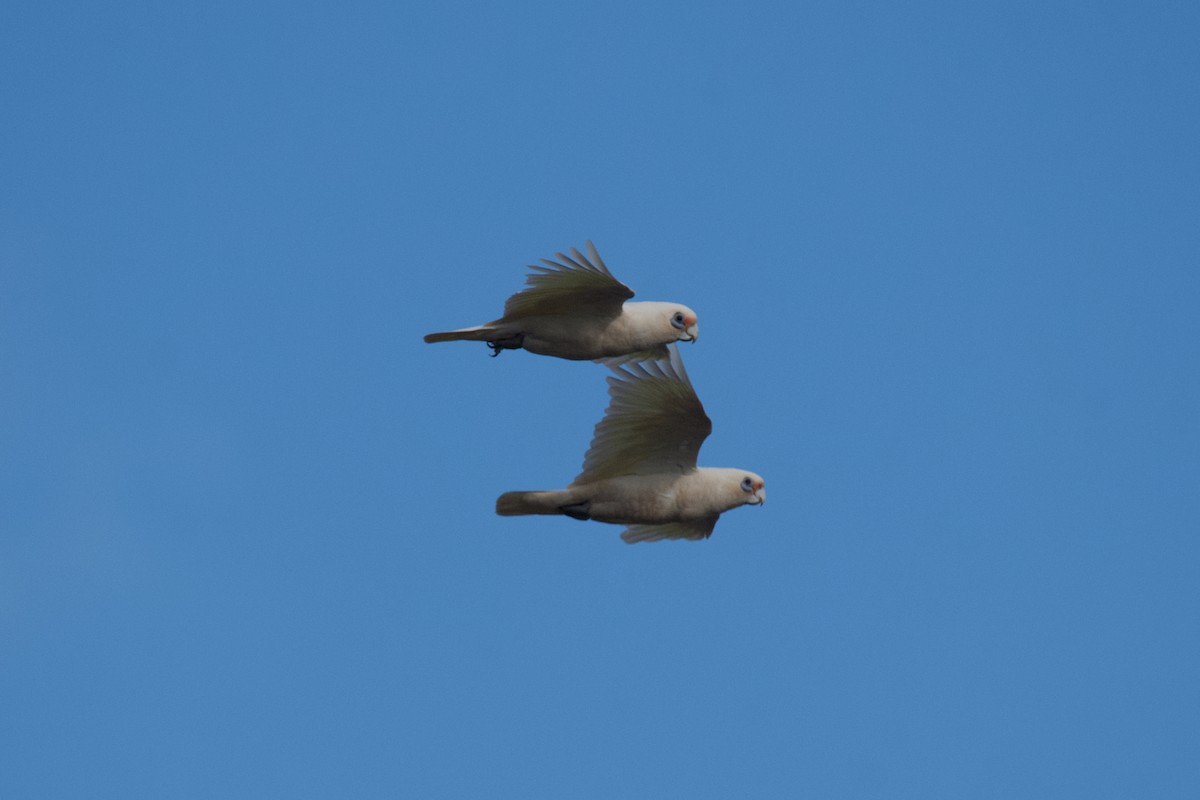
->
495;345;764;543
427;301;689;360
498;468;756;525
423;243;698;362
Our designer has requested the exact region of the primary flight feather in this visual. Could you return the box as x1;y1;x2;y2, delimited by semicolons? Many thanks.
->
423;241;699;362
496;344;765;543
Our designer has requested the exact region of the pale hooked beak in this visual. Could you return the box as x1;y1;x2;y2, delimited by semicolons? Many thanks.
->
682;323;699;343
750;488;765;506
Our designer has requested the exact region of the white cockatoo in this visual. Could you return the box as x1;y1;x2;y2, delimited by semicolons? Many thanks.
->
496;344;765;543
423;241;699;362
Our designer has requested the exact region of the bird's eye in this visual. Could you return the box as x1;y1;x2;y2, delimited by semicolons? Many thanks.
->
671;312;686;330
741;476;754;493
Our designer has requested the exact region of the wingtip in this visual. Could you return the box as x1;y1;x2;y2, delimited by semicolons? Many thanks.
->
663;342;690;384
589;241;615;278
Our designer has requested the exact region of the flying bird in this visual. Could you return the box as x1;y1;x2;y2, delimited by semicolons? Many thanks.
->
496;344;764;543
423;241;699;362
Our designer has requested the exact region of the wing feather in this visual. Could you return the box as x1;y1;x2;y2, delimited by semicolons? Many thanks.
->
594;345;671;368
502;241;634;321
574;344;711;483
621;517;719;544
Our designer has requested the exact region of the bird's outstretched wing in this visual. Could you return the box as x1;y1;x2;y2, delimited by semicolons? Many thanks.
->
574;344;712;484
621;516;719;544
502;241;634;321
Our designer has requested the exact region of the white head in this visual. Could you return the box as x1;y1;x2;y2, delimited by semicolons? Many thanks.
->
628;301;699;345
696;467;766;513
734;470;766;507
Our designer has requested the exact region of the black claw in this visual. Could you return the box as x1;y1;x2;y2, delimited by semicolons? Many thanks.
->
486;333;525;357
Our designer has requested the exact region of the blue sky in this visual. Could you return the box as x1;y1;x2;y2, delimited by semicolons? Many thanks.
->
2;1;1198;796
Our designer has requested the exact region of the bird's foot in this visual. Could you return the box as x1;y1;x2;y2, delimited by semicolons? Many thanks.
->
486;333;525;357
559;501;592;521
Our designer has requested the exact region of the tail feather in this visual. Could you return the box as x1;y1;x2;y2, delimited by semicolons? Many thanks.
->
496;490;574;516
423;325;498;344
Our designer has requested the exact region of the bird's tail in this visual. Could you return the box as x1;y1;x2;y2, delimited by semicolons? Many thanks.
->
423;325;499;344
496;490;577;516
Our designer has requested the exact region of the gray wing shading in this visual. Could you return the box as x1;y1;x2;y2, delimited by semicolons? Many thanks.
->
574;344;712;484
502;241;634;321
594;345;671;368
621;516;719;544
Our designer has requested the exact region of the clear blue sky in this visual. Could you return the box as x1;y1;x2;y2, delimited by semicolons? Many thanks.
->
3;1;1198;797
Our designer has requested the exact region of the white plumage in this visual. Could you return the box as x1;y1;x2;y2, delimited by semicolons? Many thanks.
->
424;242;699;362
496;345;765;543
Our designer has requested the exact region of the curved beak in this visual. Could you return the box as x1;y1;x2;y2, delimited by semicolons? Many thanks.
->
749;488;765;506
683;323;699;343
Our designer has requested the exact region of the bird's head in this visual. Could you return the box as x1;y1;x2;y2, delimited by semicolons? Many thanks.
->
737;472;766;507
622;301;700;350
667;305;699;343
699;468;767;513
